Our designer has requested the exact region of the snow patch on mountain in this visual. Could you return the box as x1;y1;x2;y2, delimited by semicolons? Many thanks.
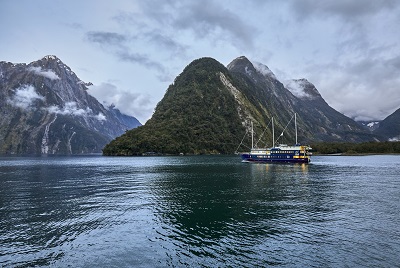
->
28;66;60;80
253;62;277;79
244;66;253;77
367;122;379;128
7;85;45;109
43;55;58;61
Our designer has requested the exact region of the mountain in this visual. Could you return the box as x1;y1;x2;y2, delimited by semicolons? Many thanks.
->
0;55;141;155
228;56;377;143
374;108;400;141
104;58;245;155
358;121;381;132
103;56;378;156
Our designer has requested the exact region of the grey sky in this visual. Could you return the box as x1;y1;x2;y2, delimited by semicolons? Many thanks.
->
1;0;399;122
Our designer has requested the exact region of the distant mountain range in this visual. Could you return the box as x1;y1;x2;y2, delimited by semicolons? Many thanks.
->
0;55;141;155
104;56;399;156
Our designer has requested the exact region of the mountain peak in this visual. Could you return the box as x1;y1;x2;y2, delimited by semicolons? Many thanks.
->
227;56;253;72
227;56;276;80
42;55;59;61
252;61;276;80
36;55;65;66
285;78;322;100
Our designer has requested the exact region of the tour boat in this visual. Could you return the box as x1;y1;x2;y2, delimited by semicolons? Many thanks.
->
240;114;312;163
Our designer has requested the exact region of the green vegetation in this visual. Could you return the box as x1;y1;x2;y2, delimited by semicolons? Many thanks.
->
311;141;400;155
103;58;246;156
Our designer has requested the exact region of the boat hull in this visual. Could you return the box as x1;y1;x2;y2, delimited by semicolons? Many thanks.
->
240;153;310;164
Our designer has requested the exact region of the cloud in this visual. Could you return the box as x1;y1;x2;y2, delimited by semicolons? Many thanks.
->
307;52;400;121
132;0;257;50
173;1;257;49
85;31;169;80
28;66;60;80
7;85;45;109
253;61;277;80
94;113;106;121
47;101;106;121
285;80;312;100
86;31;128;47
88;82;153;122
271;0;400;121
146;30;188;57
289;0;399;20
116;50;166;74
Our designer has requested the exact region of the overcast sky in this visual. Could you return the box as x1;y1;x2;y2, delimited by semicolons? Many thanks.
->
1;0;400;123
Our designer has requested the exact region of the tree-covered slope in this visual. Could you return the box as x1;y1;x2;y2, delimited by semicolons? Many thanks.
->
103;58;247;155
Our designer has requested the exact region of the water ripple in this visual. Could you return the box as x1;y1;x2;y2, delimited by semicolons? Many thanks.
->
1;155;399;267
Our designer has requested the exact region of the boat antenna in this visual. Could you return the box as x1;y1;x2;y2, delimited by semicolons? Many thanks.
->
251;121;254;149
272;117;275;148
295;113;298;145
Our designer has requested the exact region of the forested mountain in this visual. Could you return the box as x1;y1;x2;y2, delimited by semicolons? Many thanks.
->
104;58;244;155
103;56;378;156
0;55;141;155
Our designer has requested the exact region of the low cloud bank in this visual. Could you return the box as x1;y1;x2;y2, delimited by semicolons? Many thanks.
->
47;101;106;121
7;85;105;121
28;66;60;80
7;85;45;109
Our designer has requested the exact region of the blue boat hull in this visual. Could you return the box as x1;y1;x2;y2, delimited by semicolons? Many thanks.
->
241;153;310;163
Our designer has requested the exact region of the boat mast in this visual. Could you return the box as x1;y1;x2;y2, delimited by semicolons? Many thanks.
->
295;113;298;145
251;121;254;149
272;117;275;148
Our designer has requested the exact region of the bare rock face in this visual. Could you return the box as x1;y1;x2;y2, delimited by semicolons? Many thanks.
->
0;55;141;155
227;56;377;142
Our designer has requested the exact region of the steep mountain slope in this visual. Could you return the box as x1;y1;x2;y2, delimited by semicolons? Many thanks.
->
228;57;377;143
285;79;376;142
104;56;379;156
103;58;247;155
0;55;141;155
374;107;400;141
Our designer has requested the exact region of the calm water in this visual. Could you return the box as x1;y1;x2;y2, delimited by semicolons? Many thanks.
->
0;155;399;267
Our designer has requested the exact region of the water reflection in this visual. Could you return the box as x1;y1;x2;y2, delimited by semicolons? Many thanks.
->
149;157;336;266
1;155;399;267
0;162;105;267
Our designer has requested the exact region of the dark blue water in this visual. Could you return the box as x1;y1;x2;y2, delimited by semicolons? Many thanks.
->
1;155;399;267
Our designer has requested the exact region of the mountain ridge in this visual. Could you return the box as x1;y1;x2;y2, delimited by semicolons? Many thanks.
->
374;107;400;141
103;56;379;156
0;55;141;155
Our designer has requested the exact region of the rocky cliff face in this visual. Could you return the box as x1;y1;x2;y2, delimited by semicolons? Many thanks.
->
227;56;377;143
0;55;141;155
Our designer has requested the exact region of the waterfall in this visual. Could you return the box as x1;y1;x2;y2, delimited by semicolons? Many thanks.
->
41;115;57;154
